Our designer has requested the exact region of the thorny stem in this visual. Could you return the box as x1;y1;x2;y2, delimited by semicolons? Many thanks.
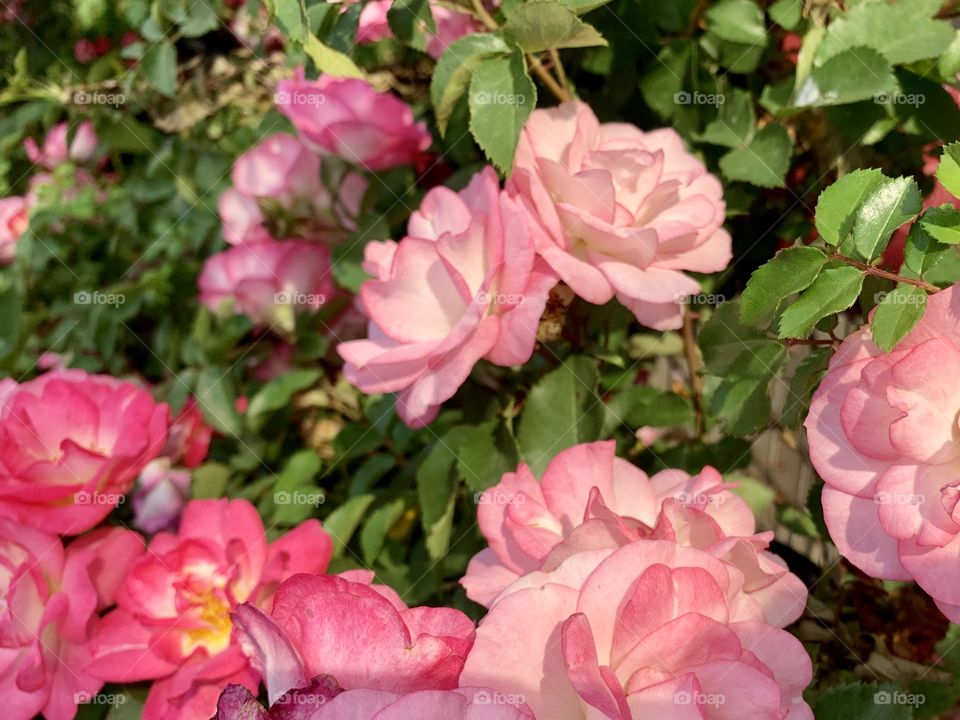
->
829;253;941;294
468;0;572;103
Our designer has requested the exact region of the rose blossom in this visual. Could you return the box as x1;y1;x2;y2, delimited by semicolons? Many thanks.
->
231;571;476;701
89;498;333;720
198;238;335;326
224;132;368;245
508;101;732;330
0;369;168;535
805;283;960;621
460;540;814;719
0;196;28;263
462;441;807;626
276;68;431;171
337;166;557;427
163;396;212;468
131;458;191;534
24;121;98;169
0;519;142;720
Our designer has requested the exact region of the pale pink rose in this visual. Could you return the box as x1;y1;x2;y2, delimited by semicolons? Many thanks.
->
462;441;806;626
806;283;960;621
0;196;28;263
232;132;321;202
337;166;557;427
131;458;191;534
219;188;272;245
0;519;142;720
0;370;168;535
276;68;431;171
23;121;98;169
232;572;475;703
89;498;333;720
508;101;732;330
461;540;814;720
198;239;335;326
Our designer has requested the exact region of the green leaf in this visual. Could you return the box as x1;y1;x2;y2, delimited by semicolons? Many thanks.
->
812;682;914;720
920;204;960;245
904;222;951;277
270;0;306;40
272;450;324;525
816;1;955;66
455;420;519;492
704;0;766;45
387;0;436;52
503;0;607;53
700;302;789;436
781;347;832;429
870;284;928;352
195;367;242;436
360;498;406;564
517;356;603;476
303;34;365;78
191;462;231;499
793;47;898;108
740;247;829;328
557;0;613;12
324;494;376;556
718;124;792;188
815;169;887;245
0;267;23;361
417;432;465;560
768;0;801;30
141;40;177;97
936;142;960;199
728;474;776;515
246;369;321;431
468;50;536;173
699;88;756;148
778;265;865;339
74;0;107;28
852;177;921;260
603;386;693;435
431;33;511;136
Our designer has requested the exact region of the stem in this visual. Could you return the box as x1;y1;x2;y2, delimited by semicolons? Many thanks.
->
468;0;572;103
681;306;705;437
829;253;941;294
548;48;572;97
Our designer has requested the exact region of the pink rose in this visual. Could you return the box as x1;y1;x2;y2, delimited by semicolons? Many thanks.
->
198;239;335;326
460;540;814;719
0;519;142;720
806;283;960;621
23;121;98;169
163;397;212;468
0;196;28;263
131;458;191;534
89;498;333;720
276;68;431;171
219;188;272;245
462;441;807;626
508;101;732;330
232;572;476;703
0;369;168;535
225;133;368;245
337;166;557;427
